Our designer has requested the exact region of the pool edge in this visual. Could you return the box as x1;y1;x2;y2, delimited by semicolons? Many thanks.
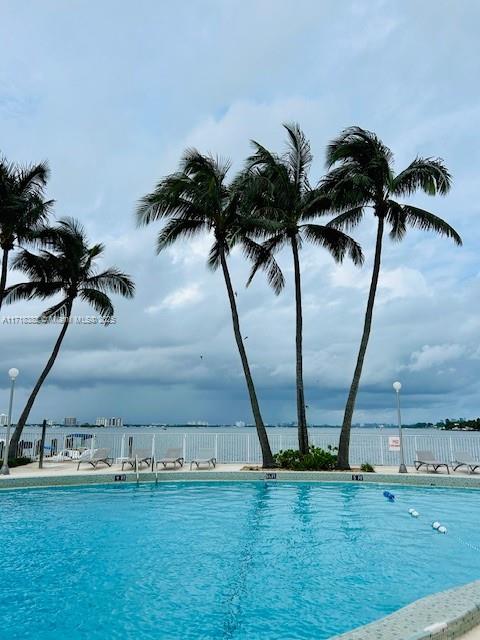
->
2;469;480;491
330;579;480;640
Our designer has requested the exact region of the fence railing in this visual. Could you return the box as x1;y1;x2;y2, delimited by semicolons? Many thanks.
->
2;429;480;466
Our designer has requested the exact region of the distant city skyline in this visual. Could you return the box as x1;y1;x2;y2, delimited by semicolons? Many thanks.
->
12;418;467;429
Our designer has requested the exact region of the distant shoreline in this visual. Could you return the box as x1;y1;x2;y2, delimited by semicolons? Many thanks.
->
11;424;480;434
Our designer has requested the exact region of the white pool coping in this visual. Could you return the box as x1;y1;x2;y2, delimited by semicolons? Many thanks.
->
2;463;480;490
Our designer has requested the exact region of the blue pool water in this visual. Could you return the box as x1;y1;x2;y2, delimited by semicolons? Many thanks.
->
1;481;480;639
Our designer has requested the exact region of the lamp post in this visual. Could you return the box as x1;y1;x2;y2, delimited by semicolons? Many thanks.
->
1;368;20;476
393;381;407;473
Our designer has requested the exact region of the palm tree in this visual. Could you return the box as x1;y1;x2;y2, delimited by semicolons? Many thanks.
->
242;124;364;455
4;217;135;458
0;157;53;310
136;150;277;467
322;126;462;469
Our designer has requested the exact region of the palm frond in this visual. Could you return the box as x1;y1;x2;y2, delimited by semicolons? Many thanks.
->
83;269;135;297
402;205;462;245
319;165;374;209
242;236;285;294
326;207;365;231
392;157;452;197
283;122;312;186
11;249;53;281
246;141;282;172
299;190;333;221
80;288;115;321
207;239;223;271
3;280;65;305
386;200;407;242
3;282;41;305
15;161;50;193
40;297;71;321
326;126;393;169
302;224;364;265
181;148;232;186
156;218;207;253
246;141;293;204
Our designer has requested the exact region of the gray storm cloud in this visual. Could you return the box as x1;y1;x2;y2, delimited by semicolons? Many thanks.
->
0;0;478;424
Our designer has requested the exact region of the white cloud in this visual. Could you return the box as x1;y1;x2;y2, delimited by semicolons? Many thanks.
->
331;263;430;302
406;344;466;372
145;284;204;313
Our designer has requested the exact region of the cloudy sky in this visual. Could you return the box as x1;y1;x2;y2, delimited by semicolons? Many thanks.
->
1;0;479;425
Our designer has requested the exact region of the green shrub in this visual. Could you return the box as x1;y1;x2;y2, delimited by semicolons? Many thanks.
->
360;462;375;472
0;457;31;468
274;445;337;471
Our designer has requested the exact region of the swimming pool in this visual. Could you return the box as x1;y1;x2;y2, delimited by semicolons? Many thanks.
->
1;481;479;639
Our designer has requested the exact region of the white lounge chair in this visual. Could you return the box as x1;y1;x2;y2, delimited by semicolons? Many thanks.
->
48;448;82;462
452;452;480;474
121;449;152;470
414;450;449;474
156;448;184;469
77;448;113;470
190;448;216;470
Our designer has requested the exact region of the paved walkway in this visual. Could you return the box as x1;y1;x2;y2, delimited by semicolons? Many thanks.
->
5;460;247;477
3;461;476;479
460;627;480;639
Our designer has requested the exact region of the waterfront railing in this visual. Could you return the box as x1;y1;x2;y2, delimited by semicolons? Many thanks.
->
4;429;480;467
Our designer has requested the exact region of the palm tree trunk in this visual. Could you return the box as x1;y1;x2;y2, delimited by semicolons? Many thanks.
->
219;249;274;467
0;248;9;311
8;302;73;461
291;236;308;455
337;216;384;470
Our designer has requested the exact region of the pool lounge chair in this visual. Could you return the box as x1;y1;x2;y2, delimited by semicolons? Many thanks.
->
451;452;480;474
156;448;184;469
121;449;153;470
414;450;449;474
190;448;216;470
48;448;82;462
77;448;113;470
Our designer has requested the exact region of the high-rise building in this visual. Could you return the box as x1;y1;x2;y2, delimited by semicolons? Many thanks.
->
0;413;8;426
64;417;77;427
96;417;123;427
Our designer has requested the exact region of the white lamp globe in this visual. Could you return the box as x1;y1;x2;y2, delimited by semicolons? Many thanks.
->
8;368;19;380
393;381;402;392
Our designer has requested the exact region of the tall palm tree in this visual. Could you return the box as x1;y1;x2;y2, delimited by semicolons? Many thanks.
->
137;150;277;467
322;126;462;469
0;157;53;310
4;218;135;458
242;124;364;455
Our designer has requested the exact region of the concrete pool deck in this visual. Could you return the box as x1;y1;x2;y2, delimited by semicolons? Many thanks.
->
2;461;480;489
1;462;480;639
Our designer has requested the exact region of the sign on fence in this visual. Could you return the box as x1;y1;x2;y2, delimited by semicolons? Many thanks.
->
388;436;401;451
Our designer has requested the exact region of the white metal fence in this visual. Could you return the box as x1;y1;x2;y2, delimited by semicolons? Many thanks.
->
3;429;480;466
